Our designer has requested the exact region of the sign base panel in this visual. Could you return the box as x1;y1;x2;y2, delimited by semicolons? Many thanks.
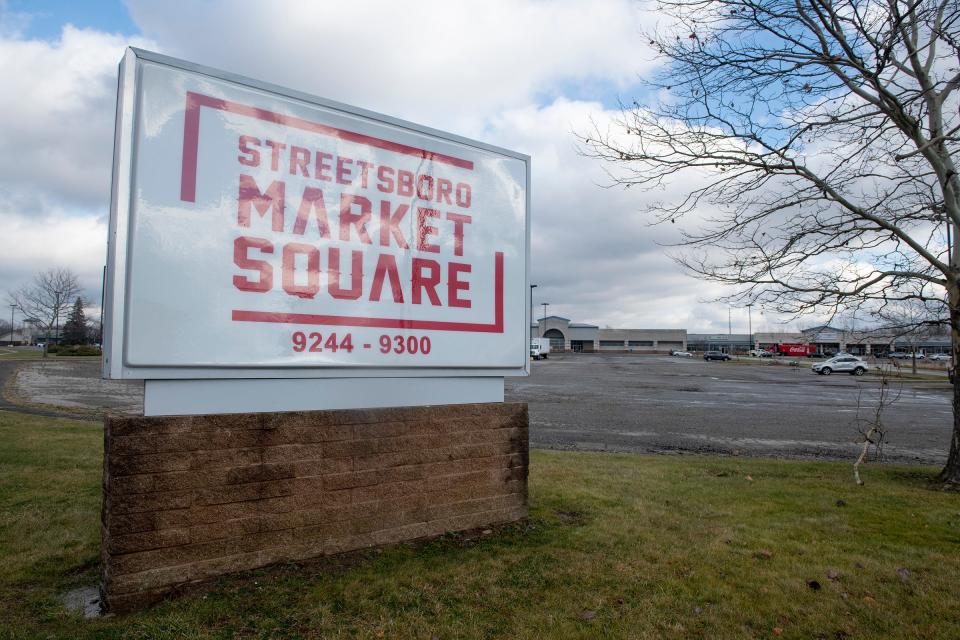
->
143;377;504;416
100;402;529;613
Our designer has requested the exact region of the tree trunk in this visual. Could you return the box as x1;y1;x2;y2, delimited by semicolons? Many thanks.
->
939;284;960;484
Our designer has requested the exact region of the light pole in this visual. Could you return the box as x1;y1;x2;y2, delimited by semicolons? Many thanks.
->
747;304;753;350
541;302;550;333
100;265;106;345
529;284;538;340
8;304;14;346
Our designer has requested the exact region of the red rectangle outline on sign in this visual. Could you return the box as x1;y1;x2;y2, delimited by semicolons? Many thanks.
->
179;91;500;334
232;252;504;333
180;91;474;203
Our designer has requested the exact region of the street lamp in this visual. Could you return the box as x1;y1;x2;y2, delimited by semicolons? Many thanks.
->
747;303;753;350
541;302;550;330
8;304;14;346
529;284;538;340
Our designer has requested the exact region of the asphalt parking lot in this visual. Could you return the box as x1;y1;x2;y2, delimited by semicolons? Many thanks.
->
3;352;953;465
505;353;953;464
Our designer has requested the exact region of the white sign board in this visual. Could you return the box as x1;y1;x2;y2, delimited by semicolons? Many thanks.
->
103;49;530;380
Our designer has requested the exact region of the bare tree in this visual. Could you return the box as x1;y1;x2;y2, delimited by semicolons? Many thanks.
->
583;0;960;483
8;268;82;346
852;367;902;485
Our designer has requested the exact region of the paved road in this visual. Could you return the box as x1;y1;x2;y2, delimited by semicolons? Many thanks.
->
506;353;953;464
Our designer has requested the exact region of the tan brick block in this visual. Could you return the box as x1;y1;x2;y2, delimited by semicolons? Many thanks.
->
188;516;263;543
347;506;427;534
427;493;525;521
354;448;445;471
186;549;282;584
225;463;296;485
109;563;192;594
456;427;526;446
184;448;262;471
324;532;377;554
368;521;433;546
107;412;268;438
108;527;191;555
322;438;379;458
260;424;351;444
432;505;527;534
107;565;190;594
322;469;381;490
109;490;193;515
373;433;456;454
193;479;294;506
279;538;327;563
108;452;193;476
108;511;166;535
112;469;230;495
109;537;248;575
260;443;326;464
260;508;328;533
351;421;411;439
423;454;510;477
350;478;427;503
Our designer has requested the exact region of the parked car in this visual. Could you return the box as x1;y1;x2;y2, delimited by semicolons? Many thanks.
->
887;352;909;359
704;351;731;361
671;351;693;357
928;353;951;361
747;349;772;357
811;355;869;376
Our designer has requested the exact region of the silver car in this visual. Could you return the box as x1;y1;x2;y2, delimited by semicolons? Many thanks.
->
811;355;868;376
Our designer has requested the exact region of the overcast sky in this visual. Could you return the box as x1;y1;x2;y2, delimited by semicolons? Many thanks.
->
0;0;805;334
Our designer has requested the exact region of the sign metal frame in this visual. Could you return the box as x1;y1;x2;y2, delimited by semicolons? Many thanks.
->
103;48;531;381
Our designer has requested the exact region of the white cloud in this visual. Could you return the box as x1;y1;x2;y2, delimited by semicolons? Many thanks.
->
0;208;107;301
125;0;655;129
0;25;152;209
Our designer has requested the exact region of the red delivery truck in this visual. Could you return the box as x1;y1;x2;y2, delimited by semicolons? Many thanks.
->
776;343;817;357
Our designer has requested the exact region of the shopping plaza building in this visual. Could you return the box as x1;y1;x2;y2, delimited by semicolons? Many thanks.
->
532;317;951;355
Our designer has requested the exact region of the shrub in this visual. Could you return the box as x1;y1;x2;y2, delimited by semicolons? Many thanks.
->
54;345;102;357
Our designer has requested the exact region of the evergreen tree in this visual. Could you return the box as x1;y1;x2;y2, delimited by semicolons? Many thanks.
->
62;297;87;345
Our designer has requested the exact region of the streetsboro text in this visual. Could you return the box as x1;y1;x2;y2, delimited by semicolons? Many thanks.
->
238;135;473;208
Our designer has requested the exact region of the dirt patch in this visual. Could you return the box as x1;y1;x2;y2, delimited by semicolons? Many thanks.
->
553;509;589;526
10;360;142;415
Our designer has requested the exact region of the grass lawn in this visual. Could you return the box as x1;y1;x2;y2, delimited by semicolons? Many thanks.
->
0;348;100;361
0;348;46;361
1;410;959;639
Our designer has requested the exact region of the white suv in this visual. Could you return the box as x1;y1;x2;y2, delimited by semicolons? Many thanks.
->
812;355;869;376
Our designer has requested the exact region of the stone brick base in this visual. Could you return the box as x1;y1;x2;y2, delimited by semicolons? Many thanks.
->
100;402;528;612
